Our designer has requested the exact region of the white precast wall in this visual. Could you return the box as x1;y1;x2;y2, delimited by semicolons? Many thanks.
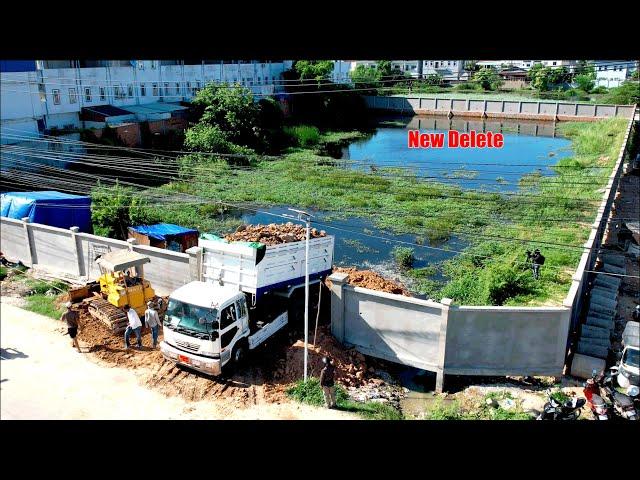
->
363;96;637;119
445;306;570;376
1;217;192;296
328;272;569;390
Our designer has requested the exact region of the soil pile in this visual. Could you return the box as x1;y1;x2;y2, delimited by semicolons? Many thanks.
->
271;326;368;388
329;267;411;296
224;222;327;245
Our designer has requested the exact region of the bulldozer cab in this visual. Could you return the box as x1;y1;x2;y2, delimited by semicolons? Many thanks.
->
95;250;156;315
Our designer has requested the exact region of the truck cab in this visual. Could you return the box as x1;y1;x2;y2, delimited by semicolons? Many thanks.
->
616;321;639;394
160;281;290;375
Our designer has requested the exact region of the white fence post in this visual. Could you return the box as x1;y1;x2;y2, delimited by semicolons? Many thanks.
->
436;297;453;393
328;272;349;343
186;246;203;282
69;226;84;277
21;217;35;266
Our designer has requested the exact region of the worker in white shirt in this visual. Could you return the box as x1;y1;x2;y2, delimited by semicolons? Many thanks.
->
144;301;161;348
123;304;143;349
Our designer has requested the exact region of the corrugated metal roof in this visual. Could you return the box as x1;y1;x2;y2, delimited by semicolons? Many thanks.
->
122;102;188;114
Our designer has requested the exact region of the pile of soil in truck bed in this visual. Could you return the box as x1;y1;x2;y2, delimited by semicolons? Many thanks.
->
224;222;327;245
328;267;411;296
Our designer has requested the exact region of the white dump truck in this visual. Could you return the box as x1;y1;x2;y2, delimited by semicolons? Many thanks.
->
615;321;639;393
160;234;334;375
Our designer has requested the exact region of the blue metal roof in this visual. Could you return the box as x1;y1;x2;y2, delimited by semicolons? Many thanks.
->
129;223;198;241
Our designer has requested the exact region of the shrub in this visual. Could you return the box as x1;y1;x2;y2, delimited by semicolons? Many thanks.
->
590;86;608;94
392;246;415;269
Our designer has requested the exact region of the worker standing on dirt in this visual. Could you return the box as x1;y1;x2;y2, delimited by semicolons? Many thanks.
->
124;304;143;350
144;301;160;349
61;301;81;353
319;356;337;409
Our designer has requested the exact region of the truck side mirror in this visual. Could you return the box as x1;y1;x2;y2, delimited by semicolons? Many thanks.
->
211;331;219;340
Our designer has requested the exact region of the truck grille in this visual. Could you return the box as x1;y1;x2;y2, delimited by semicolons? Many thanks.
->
175;339;200;353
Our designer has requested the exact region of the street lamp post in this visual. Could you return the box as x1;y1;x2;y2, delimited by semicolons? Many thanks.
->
286;208;312;382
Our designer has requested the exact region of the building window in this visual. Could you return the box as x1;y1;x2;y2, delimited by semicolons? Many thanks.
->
152;83;158;96
164;82;169;96
196;80;201;90
84;87;92;102
186;81;191;90
140;84;146;96
128;85;134;98
150;60;157;69
52;89;61;105
69;88;77;104
175;82;180;94
99;87;106;101
552;61;557;66
264;76;268;83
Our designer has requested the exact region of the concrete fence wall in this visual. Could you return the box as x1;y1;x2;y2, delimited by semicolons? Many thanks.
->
561;115;637;344
329;273;569;391
363;96;636;121
0;217;193;296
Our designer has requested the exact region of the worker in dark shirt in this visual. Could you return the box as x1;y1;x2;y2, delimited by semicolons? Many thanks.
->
319;356;337;409
61;302;81;353
526;249;545;280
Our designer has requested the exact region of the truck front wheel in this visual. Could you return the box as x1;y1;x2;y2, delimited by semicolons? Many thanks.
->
232;341;247;366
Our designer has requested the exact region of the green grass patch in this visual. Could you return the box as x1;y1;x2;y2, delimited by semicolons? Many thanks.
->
421;392;533;420
392;246;415;269
0;266;8;281
24;294;66;320
283;125;321;147
286;378;403;420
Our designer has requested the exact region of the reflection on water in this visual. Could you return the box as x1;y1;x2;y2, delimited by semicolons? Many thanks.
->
341;115;573;192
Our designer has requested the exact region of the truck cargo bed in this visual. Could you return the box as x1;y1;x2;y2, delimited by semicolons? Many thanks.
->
200;235;334;299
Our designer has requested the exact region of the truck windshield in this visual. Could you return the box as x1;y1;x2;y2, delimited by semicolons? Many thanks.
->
166;299;218;335
623;348;639;368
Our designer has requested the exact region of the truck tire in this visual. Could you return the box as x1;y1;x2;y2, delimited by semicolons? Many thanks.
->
231;340;248;366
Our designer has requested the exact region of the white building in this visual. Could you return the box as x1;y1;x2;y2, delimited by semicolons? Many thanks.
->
333;60;468;84
1;60;292;143
476;60;577;71
593;60;637;88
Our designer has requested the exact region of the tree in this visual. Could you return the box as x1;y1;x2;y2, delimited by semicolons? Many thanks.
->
293;60;334;80
91;181;159;240
473;67;503;91
529;64;571;91
602;80;640;105
423;73;443;86
188;83;267;153
349;64;381;90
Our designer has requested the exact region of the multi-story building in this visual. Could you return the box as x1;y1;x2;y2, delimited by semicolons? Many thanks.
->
476;60;577;71
333;60;468;84
593;60;638;88
1;60;293;144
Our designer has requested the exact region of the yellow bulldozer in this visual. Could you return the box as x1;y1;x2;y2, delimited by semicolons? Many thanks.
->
88;250;160;333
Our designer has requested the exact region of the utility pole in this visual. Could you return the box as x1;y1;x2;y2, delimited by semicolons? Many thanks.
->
286;208;312;381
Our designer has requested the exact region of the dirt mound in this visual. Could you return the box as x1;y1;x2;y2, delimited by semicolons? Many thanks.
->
271;326;368;389
329;267;411;296
74;302;266;406
224;222;326;245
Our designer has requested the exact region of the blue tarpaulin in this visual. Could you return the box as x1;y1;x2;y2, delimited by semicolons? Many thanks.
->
129;223;198;241
1;191;92;232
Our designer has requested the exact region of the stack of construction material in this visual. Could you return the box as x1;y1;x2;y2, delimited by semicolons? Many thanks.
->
224;222;327;246
575;252;625;362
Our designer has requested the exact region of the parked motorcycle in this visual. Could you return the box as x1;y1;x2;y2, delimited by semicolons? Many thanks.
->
537;390;586;420
600;368;638;421
583;369;611;420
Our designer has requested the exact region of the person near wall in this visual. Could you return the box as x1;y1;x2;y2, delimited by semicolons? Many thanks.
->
124;304;143;350
319;356;337;409
61;301;81;353
144;301;161;349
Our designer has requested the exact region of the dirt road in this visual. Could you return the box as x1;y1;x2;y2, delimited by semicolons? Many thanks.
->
0;302;358;420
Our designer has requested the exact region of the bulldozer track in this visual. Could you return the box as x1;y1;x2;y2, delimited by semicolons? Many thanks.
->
87;298;128;333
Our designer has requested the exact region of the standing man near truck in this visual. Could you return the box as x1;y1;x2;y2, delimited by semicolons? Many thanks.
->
144;301;160;349
124;304;143;350
61;302;81;353
320;356;337;409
